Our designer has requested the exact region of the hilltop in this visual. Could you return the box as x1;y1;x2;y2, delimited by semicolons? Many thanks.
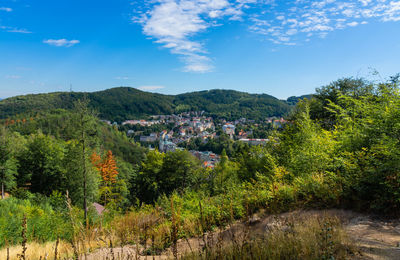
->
0;87;297;122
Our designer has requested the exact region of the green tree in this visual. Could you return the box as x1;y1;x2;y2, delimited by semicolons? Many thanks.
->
328;79;400;212
159;150;203;196
64;140;99;207
309;77;374;128
287;102;336;176
211;149;238;195
18;132;66;195
235;145;277;182
131;150;165;204
0;127;18;199
72;99;98;222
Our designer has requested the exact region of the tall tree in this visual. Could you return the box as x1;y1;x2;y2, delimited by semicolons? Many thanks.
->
0;127;18;199
64;141;99;206
72;99;98;222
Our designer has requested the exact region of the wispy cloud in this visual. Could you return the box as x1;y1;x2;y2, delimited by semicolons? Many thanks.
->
0;7;12;12
132;0;259;73
133;0;400;70
249;0;400;45
0;7;33;34
115;76;130;80
138;85;165;91
5;75;21;79
43;39;80;47
0;25;32;34
7;28;32;33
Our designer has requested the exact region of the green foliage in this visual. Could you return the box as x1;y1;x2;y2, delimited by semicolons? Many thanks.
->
0;127;19;195
131;150;165;204
0;197;72;247
277;103;337;177
160;150;203;194
180;134;245;157
174;89;292;121
131;150;204;204
309;77;374;128
3;75;400;252
17;133;66;194
209;149;239;195
0;87;292;122
235;145;277;182
64;140;100;206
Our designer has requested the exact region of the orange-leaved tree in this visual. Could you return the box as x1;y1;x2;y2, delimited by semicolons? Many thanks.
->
91;150;119;205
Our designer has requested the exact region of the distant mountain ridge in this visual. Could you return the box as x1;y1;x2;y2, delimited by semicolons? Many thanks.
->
0;87;307;122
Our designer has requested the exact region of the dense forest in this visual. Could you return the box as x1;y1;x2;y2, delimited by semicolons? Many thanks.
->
0;88;294;122
1;75;400;259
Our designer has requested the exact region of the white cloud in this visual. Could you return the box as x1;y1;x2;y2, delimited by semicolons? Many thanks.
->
359;0;372;7
5;75;21;79
43;39;80;47
134;0;400;63
0;25;32;34
0;7;12;12
133;0;260;73
115;76;130;80
138;85;165;91
382;1;400;21
347;21;358;26
7;28;32;33
248;0;400;45
286;28;298;35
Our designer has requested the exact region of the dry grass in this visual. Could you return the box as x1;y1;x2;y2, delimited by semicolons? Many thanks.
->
0;241;71;260
180;212;356;260
0;210;358;260
0;238;113;260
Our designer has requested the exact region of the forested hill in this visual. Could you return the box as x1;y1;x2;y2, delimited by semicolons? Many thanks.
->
0;87;294;122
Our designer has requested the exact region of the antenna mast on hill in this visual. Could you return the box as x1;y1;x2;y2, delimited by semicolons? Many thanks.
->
70;84;73;92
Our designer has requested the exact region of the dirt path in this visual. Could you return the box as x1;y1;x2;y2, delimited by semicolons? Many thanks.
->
346;215;400;259
83;210;400;260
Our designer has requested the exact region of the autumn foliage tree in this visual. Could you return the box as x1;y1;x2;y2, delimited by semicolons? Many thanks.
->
91;150;121;207
100;150;118;184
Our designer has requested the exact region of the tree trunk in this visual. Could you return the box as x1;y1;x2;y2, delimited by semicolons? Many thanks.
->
81;114;88;224
83;141;87;224
1;167;4;200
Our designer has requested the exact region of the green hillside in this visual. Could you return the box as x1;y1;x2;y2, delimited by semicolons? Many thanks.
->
174;89;292;120
0;87;293;122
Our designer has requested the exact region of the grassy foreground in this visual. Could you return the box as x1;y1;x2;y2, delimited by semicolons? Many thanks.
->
0;210;357;260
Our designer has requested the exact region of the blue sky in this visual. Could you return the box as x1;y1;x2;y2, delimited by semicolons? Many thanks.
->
1;0;400;99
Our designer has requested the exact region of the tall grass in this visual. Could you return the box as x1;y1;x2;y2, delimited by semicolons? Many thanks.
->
181;214;355;260
0;173;353;259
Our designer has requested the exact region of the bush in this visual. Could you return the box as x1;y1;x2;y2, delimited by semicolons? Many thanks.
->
0;197;72;247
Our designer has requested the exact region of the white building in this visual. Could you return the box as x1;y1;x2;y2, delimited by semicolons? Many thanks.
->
222;124;235;135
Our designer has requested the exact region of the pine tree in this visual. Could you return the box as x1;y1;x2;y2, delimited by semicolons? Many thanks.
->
73;98;97;222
